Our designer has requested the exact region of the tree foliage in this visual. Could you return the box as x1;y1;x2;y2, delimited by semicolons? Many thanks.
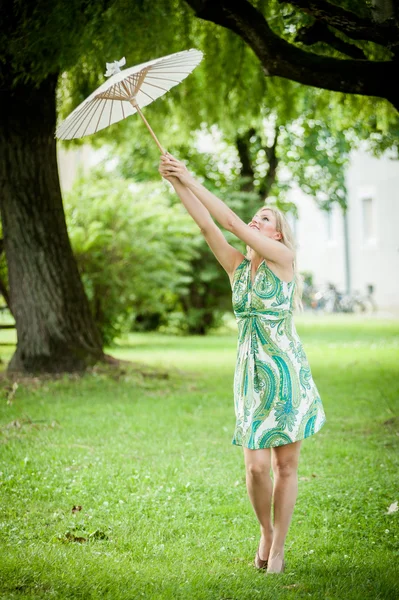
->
53;1;399;156
51;0;399;222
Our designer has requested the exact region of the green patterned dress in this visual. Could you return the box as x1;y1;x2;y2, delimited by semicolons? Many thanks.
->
231;257;326;449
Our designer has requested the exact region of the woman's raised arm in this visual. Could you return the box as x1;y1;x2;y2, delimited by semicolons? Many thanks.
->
161;153;293;267
159;162;243;279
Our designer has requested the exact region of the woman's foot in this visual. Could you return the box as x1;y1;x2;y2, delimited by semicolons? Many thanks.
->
254;549;268;570
254;529;273;569
266;551;285;574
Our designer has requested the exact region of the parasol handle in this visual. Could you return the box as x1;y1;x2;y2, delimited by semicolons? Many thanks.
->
129;99;166;155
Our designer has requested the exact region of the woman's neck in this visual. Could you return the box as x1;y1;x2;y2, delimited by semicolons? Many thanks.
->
248;250;264;268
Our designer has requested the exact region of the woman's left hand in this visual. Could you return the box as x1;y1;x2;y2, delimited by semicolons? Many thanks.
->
159;153;194;187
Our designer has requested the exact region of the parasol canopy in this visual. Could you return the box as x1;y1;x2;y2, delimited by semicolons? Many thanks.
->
55;48;203;152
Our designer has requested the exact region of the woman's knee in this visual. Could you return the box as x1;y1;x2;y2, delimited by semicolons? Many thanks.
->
246;461;271;478
243;448;271;478
272;460;298;478
272;441;301;477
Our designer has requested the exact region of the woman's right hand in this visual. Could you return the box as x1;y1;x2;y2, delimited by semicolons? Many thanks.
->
159;152;194;187
159;157;178;183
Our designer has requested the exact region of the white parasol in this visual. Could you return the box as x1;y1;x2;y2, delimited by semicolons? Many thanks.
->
55;49;203;153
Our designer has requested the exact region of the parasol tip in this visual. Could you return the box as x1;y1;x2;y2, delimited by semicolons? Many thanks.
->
104;57;126;78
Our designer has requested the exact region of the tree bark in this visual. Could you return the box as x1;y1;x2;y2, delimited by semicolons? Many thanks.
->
278;0;398;47
0;74;104;373
371;0;396;24
295;22;367;60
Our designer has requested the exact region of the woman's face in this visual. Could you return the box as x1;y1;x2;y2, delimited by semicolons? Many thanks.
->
249;208;282;241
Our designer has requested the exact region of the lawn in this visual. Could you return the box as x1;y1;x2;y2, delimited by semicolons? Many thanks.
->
0;315;398;599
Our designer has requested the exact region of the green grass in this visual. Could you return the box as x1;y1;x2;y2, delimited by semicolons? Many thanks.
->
0;316;398;599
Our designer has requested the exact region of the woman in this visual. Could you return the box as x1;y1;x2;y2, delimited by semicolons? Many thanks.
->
159;152;327;575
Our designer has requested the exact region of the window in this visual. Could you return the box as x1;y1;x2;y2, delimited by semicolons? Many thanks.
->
362;197;374;241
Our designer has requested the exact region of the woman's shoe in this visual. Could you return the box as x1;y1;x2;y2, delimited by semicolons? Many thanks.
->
254;545;268;570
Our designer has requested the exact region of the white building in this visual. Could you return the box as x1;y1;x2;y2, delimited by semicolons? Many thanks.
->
58;146;399;313
288;149;399;314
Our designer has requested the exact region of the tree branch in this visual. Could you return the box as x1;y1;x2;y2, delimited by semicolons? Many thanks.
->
296;22;367;60
184;0;399;111
278;0;398;48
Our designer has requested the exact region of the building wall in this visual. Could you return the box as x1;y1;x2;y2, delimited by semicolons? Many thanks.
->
292;150;399;312
291;192;346;290
346;150;399;312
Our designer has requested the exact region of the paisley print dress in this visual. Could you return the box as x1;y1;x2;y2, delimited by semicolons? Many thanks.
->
231;257;326;449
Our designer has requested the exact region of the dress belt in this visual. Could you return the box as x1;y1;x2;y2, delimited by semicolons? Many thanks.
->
235;309;292;320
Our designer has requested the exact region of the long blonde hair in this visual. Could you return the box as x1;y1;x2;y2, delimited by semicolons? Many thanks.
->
246;205;304;312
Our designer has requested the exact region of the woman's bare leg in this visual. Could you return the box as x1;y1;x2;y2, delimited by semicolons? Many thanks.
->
267;440;302;573
243;447;274;561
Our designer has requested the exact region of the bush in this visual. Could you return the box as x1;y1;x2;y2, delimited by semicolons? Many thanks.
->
65;171;201;344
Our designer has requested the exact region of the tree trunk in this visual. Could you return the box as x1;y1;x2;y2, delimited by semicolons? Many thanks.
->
236;128;256;192
235;126;279;201
0;74;104;374
259;129;279;200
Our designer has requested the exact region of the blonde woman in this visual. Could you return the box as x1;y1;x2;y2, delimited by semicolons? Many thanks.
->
159;152;327;575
